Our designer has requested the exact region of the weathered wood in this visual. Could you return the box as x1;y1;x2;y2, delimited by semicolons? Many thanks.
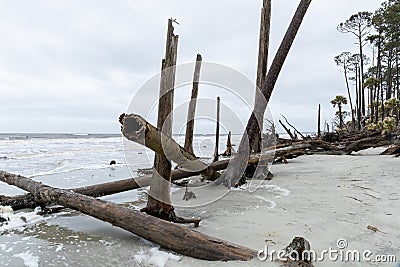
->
221;0;312;187
317;104;321;140
282;114;306;139
251;0;272;154
0;171;257;261
143;18;178;219
222;131;233;156
1;159;227;211
184;54;202;155
213;96;221;162
279;119;296;140
343;136;392;154
380;144;400;156
120;113;219;179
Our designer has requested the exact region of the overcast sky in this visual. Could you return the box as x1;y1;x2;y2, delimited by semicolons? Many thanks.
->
0;0;384;134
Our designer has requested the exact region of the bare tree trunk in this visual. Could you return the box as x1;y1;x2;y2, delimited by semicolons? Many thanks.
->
279;120;295;140
213;97;221;162
317;104;321;139
142;19;178;220
184;54;202;154
0;171;256;261
282;114;306;139
358;35;365;117
221;0;312;187
222;131;233;156
387;50;393;101
343;63;355;126
251;0;272;154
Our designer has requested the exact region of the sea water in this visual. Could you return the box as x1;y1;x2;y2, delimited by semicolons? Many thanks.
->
0;133;244;266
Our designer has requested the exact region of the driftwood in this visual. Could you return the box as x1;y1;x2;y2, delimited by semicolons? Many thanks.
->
282;237;314;267
0;171;256;261
252;0;272;154
281;114;306;140
279;119;296;140
120;113;219;179
142;18;179;221
381;144;400;156
184;53;202;155
213;96;221;162
222;131;233;157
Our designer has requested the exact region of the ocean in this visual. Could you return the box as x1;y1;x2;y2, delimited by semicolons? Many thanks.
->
0;133;244;266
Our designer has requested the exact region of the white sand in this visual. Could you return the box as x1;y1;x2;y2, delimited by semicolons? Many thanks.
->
170;148;400;266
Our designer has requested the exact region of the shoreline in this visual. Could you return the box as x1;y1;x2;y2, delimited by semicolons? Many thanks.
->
172;148;399;266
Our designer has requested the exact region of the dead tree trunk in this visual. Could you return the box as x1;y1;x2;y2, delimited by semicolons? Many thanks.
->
222;131;233;156
1;156;228;211
142;18;178;220
251;0;272;154
317;104;321;139
279;119;296;140
221;0;313;187
213;96;221;162
0;171;256;261
282;114;306;139
184;54;202;155
120;113;219;179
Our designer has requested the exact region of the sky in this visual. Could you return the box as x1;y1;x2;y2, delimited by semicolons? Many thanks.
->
0;0;385;134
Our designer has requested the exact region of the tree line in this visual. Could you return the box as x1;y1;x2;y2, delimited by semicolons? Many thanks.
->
332;0;400;135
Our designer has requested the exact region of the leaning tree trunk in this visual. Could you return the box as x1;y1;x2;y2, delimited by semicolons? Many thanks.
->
142;18;178;220
184;54;202;155
221;0;313;187
344;62;355;127
0;171;256;261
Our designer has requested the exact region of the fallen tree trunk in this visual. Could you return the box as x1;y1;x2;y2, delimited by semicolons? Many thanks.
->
343;136;392;154
0;158;233;210
381;144;400;156
120;113;219;179
0;171;257;261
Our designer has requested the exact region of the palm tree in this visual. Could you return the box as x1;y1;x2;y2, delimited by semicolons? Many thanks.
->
331;95;348;129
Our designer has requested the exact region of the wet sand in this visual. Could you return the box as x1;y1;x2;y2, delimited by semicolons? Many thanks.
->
1;148;399;266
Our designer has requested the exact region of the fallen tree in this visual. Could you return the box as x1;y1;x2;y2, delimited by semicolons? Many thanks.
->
120;113;219;180
0;170;257;261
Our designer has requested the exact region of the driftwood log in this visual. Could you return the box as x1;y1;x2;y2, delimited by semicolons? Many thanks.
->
120;113;219;179
184;53;202;155
0;171;256;261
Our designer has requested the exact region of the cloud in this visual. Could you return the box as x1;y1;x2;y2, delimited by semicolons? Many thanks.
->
0;0;383;133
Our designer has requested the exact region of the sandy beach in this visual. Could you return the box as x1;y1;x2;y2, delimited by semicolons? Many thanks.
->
170;147;399;267
1;145;399;267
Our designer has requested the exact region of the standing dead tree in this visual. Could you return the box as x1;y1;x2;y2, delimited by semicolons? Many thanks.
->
221;0;313;187
213;96;221;162
140;19;183;222
184;54;202;155
251;0;272;154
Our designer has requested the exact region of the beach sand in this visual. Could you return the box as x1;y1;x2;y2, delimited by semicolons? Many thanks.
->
1;148;399;266
171;148;400;266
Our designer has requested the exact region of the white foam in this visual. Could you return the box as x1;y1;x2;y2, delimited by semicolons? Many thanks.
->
133;247;180;267
13;252;39;267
